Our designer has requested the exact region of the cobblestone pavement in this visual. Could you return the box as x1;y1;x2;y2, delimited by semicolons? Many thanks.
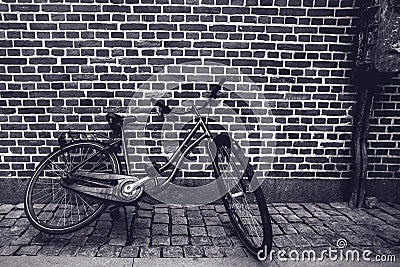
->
0;201;399;264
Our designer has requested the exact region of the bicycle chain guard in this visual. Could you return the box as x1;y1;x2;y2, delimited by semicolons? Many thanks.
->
62;171;144;204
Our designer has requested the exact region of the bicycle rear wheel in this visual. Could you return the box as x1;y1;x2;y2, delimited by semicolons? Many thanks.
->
215;137;272;257
24;141;120;234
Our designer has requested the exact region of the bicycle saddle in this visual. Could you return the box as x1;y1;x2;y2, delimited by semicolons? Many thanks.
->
106;112;124;137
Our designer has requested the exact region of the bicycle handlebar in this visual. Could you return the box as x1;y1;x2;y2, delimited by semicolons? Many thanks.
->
153;80;226;116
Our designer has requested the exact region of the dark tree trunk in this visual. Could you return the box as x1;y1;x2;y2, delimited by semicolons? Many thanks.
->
349;86;374;208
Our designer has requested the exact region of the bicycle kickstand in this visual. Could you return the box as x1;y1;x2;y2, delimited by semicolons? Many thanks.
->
123;204;139;246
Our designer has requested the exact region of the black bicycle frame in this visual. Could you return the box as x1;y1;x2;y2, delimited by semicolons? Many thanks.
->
156;117;214;180
67;113;221;193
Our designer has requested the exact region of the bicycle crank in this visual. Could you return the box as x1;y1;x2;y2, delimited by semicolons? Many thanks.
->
119;178;143;202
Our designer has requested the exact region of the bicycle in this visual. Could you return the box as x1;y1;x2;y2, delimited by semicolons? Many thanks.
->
24;83;273;257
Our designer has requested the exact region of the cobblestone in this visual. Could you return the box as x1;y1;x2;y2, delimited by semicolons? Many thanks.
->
171;235;189;246
204;216;221;226
201;209;217;217
37;244;64;256
183;245;204;257
133;218;151;228
206;226;226;237
11;236;32;246
171;225;188;235
0;218;17;227
191;236;212;246
120;245;139;258
97;245;122;257
229;235;242;246
271;214;287;224
151;235;170;246
311;224;335;236
0;227;9;236
303;235;330;247
31;233;53;245
273;235;294;248
5;210;25;219
171;208;185;217
271;224;283;235
224;247;247;257
140;246;161;257
59;245;80;256
188;218;204;226
74;226;94;236
215;205;225;213
69;236;88;245
378;203;400;214
292;208;313;218
172;216;187;225
96;220;112;229
76;245;99;257
0;245;20;256
92;228;110;236
204;246;224;257
189;226;207;237
218;213;230;223
211;236;232;246
279;223;298;234
131;228;150;237
0;201;398;260
153;214;169;223
154;207;168;214
162;246;183;258
85;235;108;245
137;210;152;218
292;223;315;234
284;214;303;223
8;225;27;236
0;204;14;214
48;237;69;246
186;210;202;219
15;245;42;256
324;221;352;233
152;223;169;235
130;237;150;246
109;237;126;246
287;234;311;248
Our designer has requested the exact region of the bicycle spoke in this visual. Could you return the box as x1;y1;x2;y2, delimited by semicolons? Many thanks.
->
32;187;63;203
74;194;81;222
77;194;96;213
26;142;116;232
48;190;68;226
89;153;107;171
48;160;68;177
218;144;268;251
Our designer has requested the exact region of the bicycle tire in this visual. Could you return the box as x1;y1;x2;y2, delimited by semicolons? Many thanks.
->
24;141;120;234
215;135;273;257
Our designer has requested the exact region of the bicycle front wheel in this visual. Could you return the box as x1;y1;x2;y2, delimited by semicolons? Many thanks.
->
215;137;272;257
24;141;120;234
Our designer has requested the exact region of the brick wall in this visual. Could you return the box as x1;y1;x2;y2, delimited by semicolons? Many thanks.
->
0;0;399;201
369;79;400;179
